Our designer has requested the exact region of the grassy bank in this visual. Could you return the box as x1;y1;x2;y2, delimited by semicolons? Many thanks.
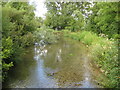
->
62;30;119;88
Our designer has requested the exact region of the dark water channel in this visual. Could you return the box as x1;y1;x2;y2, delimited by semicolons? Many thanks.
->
4;38;104;88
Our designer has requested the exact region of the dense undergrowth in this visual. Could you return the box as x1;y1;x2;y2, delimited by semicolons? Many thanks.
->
1;2;38;81
62;30;119;88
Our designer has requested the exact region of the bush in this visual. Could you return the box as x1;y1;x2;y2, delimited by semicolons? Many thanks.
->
2;2;37;81
34;26;58;44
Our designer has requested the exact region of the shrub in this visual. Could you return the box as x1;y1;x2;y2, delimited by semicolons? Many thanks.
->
34;26;58;44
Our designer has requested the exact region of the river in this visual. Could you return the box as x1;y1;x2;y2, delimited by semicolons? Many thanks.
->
3;37;104;88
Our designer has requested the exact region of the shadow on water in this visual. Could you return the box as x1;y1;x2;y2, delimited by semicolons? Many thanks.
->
3;37;104;88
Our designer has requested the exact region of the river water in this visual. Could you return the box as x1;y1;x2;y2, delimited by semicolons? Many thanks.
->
3;37;104;88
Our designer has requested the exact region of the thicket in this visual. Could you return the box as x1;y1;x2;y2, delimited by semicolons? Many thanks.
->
85;2;119;39
1;2;40;81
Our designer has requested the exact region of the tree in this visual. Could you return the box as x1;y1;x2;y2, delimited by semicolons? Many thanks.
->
44;2;91;31
85;2;119;39
2;2;38;81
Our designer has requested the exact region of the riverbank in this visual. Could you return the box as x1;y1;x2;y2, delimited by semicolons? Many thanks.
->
61;30;119;88
2;27;119;88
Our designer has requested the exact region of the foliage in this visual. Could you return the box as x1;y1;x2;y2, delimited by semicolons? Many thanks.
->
34;26;58;44
2;62;13;80
2;2;38;81
63;30;119;88
44;2;91;31
45;2;119;39
85;2;119;39
2;37;13;59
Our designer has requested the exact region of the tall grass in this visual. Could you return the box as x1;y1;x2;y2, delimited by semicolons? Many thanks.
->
63;30;119;88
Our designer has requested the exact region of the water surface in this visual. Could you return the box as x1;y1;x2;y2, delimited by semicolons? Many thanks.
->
3;37;103;88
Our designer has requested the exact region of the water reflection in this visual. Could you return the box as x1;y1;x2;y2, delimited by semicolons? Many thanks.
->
41;38;100;88
4;38;102;88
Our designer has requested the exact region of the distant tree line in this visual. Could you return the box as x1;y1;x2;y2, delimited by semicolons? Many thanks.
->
44;2;119;39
